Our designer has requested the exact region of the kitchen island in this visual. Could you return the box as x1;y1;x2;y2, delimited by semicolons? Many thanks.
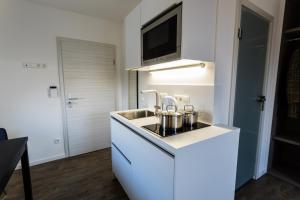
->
110;109;240;200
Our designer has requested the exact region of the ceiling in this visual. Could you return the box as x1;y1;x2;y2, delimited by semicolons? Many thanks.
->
28;0;141;22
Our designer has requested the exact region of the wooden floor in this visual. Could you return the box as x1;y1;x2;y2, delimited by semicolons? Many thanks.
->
5;148;300;200
5;149;128;200
235;176;300;200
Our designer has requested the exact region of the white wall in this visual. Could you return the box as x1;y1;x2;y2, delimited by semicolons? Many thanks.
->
0;0;122;165
213;0;238;124
249;0;280;16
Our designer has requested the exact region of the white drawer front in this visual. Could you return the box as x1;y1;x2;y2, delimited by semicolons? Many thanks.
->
111;145;134;197
111;118;175;200
111;118;135;159
130;129;175;200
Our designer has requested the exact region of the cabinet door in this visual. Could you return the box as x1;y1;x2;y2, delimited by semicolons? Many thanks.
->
130;133;175;200
111;118;134;159
181;0;217;62
111;144;134;198
111;118;174;200
141;0;180;25
124;4;141;69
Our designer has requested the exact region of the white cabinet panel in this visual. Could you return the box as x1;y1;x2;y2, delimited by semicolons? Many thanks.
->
141;0;180;25
130;131;174;200
111;118;174;200
124;4;141;69
111;115;239;199
181;0;217;62
111;118;135;159
111;145;134;198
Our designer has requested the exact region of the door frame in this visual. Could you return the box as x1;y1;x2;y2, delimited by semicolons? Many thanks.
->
57;37;70;156
228;0;274;179
56;37;117;157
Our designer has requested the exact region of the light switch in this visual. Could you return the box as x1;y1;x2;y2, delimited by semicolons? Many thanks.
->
23;62;47;69
48;86;58;98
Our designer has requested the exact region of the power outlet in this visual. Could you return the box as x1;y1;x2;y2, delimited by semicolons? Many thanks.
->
174;95;190;105
174;95;190;110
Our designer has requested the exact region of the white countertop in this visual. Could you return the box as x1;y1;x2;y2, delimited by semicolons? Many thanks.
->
110;109;238;155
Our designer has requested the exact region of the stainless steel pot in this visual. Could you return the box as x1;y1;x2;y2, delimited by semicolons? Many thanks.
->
183;105;198;127
159;105;183;130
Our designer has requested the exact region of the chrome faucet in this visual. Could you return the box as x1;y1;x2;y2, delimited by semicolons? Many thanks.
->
140;90;161;115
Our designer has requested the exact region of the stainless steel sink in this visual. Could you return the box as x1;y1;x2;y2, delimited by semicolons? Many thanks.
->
118;110;155;120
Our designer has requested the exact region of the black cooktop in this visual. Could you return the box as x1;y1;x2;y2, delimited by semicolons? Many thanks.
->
142;122;210;137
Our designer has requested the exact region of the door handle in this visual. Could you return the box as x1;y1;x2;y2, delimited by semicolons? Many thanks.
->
256;96;266;102
68;97;83;101
256;95;266;111
67;100;75;108
66;96;84;108
66;98;82;108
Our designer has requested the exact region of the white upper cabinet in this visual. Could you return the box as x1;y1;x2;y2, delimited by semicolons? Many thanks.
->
181;0;217;62
124;0;217;70
140;0;217;63
140;0;180;25
124;4;141;69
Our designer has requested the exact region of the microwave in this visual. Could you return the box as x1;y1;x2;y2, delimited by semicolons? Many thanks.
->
141;3;182;66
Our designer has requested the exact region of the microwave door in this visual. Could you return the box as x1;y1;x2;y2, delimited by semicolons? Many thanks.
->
141;4;182;66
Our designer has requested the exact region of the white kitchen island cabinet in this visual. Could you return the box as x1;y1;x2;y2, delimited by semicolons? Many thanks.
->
111;111;240;200
111;145;134;197
111;118;174;200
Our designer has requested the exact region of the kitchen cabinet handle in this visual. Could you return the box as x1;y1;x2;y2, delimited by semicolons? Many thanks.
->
112;143;131;165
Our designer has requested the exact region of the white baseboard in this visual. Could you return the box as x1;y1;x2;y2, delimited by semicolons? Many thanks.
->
16;154;66;169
